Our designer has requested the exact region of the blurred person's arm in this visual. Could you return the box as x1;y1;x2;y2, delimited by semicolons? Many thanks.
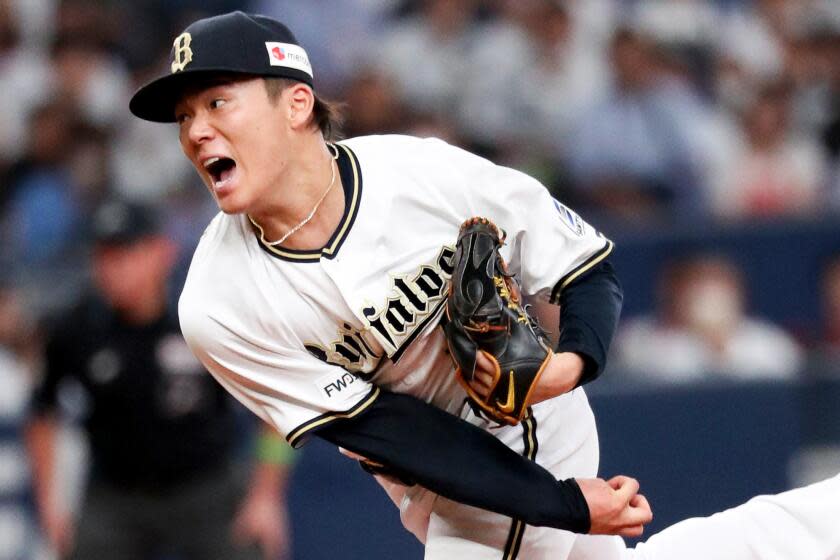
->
25;322;76;557
26;412;74;557
231;425;295;560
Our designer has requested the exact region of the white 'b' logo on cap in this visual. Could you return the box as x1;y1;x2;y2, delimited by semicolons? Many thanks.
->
171;32;193;73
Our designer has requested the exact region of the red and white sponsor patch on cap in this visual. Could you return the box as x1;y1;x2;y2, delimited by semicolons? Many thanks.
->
265;42;313;77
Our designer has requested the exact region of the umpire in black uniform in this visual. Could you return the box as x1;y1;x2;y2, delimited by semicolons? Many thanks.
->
26;200;293;560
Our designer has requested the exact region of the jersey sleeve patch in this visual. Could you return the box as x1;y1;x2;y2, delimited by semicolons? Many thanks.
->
553;199;585;237
315;370;363;400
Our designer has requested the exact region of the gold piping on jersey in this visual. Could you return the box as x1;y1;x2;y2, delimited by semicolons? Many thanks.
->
502;409;538;560
550;238;614;305
286;385;380;448
255;142;362;262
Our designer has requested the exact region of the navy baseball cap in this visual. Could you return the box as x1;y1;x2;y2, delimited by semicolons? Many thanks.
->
91;200;161;246
129;11;314;122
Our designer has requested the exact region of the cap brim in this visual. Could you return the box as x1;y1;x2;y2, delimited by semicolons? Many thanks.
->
129;68;256;123
130;66;315;123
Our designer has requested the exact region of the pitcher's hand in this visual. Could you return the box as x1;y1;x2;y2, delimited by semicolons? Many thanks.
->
577;476;653;537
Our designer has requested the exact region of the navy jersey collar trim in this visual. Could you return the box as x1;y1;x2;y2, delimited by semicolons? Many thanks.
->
256;142;362;262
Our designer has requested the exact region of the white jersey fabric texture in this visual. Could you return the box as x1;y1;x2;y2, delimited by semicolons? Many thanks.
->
179;135;840;559
178;135;613;558
179;135;611;444
586;472;840;560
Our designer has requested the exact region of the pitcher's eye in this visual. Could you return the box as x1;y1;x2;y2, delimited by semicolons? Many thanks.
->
210;98;226;110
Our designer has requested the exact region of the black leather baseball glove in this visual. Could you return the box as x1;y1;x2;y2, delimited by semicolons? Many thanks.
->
443;217;552;425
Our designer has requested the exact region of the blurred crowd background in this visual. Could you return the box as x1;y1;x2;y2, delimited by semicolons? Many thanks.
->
2;0;840;559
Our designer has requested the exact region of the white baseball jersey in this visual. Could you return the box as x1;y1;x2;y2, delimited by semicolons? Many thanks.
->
178;134;612;449
177;135;840;560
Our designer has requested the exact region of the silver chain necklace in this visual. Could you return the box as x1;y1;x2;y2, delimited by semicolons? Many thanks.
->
250;145;339;247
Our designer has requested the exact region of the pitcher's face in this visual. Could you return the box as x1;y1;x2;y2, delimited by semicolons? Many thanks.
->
176;77;296;216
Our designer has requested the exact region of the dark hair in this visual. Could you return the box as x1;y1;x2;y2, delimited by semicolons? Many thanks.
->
263;77;345;140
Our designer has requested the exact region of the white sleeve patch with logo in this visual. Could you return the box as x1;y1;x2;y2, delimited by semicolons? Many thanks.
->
553;199;585;237
264;42;313;77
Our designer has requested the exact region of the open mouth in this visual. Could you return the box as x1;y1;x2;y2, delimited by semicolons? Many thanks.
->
204;156;237;188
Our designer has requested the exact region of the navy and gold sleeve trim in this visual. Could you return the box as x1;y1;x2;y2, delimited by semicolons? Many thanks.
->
286;386;380;448
253;142;362;263
550;238;614;305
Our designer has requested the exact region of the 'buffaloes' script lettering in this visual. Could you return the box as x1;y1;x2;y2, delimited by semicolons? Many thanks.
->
305;323;379;379
305;245;455;374
362;246;455;356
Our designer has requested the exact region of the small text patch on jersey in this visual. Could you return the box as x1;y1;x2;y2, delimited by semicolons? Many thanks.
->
264;42;313;77
553;199;585;237
316;370;359;399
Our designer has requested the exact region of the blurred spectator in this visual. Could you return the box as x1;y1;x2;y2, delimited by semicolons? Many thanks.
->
629;0;720;96
632;0;719;46
459;0;609;156
0;280;41;560
339;68;407;138
781;25;836;135
53;0;116;42
0;0;51;165
820;27;840;207
710;81;829;219
339;65;469;148
715;0;789;91
713;0;836;124
1;97;118;318
110;113;196;204
2;100;85;267
7;0;55;50
48;31;132;128
810;254;840;367
566;26;717;222
65;121;111;207
614;255;804;383
375;0;479;117
25;200;294;560
403;110;466;148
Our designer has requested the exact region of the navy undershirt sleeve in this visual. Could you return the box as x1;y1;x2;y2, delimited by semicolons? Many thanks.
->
316;390;591;533
555;260;623;386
